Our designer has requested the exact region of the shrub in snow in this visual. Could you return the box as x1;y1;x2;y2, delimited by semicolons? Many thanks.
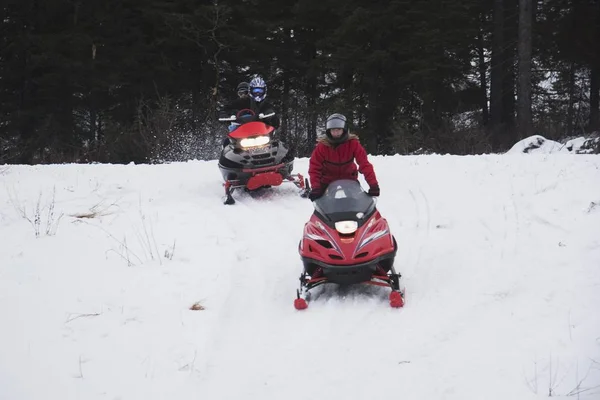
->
8;187;63;238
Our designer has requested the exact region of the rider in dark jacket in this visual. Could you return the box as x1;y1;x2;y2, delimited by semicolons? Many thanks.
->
218;76;280;130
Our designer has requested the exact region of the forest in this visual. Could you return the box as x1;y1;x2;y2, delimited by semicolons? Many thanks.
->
1;0;599;164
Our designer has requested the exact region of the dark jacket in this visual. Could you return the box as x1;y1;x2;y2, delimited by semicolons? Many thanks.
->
218;97;280;129
308;134;378;191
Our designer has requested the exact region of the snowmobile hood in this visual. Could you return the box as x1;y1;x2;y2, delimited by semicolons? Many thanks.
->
300;209;394;266
301;180;391;265
229;121;274;139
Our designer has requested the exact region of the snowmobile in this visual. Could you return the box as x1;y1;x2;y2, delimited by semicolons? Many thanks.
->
294;179;404;310
218;109;307;205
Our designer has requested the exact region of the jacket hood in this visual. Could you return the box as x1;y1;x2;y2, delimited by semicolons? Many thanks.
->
318;132;359;147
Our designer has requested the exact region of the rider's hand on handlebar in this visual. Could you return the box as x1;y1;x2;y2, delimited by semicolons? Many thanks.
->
308;188;324;201
367;185;380;197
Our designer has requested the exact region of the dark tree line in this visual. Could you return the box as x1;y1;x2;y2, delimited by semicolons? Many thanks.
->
1;0;599;164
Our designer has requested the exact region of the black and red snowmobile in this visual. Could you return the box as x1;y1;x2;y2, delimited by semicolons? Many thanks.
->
294;179;404;310
217;109;307;205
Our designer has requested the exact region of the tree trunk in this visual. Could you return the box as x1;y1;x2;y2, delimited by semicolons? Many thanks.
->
90;44;98;157
590;3;600;133
340;64;354;121
477;19;489;126
279;28;292;144
567;62;576;136
591;66;599;132
306;75;318;155
18;0;40;164
281;71;290;144
490;0;504;137
305;39;318;154
517;0;533;139
502;0;517;142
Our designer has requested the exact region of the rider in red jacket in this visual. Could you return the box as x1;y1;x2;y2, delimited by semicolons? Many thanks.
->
308;113;380;201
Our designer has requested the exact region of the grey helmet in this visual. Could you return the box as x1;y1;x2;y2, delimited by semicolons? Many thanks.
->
325;113;349;143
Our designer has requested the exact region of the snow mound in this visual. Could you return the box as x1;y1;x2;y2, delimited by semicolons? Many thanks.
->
508;134;599;154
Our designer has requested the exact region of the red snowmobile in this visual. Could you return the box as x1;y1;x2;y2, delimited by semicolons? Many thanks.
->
295;179;404;310
218;109;307;205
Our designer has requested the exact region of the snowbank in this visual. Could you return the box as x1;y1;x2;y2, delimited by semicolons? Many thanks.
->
508;134;599;154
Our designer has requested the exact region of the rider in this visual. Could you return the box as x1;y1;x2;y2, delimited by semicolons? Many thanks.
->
237;81;249;98
218;75;280;131
226;82;250;132
308;113;380;201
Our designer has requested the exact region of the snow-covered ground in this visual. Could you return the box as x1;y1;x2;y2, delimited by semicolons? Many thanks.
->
1;153;600;400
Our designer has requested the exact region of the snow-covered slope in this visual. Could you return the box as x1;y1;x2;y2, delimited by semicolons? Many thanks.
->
1;154;599;400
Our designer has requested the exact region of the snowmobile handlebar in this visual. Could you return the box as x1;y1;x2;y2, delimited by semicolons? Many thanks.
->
258;112;275;119
307;188;379;204
218;112;275;123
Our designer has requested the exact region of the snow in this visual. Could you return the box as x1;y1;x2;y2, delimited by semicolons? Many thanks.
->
507;135;567;154
508;134;599;154
1;154;600;400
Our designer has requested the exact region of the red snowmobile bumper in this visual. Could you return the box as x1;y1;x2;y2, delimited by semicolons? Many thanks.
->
222;163;306;204
246;172;284;190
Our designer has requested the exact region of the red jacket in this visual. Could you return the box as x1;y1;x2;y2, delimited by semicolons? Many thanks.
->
308;137;378;191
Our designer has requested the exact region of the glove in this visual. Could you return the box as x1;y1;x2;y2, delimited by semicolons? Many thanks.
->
367;185;380;197
308;188;324;201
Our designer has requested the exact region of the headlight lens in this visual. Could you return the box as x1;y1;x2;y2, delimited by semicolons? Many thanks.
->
335;220;358;234
240;136;270;148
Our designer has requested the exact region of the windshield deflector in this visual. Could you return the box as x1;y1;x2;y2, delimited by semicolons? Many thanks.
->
313;179;375;224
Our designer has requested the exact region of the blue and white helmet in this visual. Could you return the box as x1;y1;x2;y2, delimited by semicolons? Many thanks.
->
249;75;267;102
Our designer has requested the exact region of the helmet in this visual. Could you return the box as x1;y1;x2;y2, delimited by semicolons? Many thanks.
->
326;113;347;132
249;75;267;102
237;82;249;97
325;113;349;143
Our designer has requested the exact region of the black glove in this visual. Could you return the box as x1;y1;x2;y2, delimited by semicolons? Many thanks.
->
367;185;380;197
309;188;324;201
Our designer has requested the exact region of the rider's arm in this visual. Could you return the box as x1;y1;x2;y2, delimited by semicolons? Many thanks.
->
266;114;280;128
352;140;378;187
218;101;237;122
308;144;325;191
258;103;280;128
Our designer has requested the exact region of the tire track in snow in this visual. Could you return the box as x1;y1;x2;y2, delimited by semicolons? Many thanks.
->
500;181;522;261
191;201;244;380
419;187;432;240
407;187;431;272
510;183;520;257
531;214;569;233
501;205;508;260
409;189;421;229
197;191;306;383
407;189;423;270
192;189;276;380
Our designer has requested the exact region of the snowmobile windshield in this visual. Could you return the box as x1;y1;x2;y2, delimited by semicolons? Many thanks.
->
314;179;375;223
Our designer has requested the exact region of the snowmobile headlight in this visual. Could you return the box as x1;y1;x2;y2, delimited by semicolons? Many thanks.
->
335;221;358;234
240;136;270;148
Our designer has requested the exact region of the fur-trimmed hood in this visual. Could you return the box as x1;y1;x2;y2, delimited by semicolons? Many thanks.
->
317;132;359;147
